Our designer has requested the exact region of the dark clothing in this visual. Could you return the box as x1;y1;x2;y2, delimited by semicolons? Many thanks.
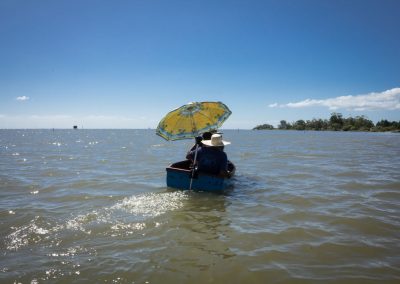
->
187;146;228;175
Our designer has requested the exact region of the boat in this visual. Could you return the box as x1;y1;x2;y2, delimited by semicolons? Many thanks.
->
166;160;235;192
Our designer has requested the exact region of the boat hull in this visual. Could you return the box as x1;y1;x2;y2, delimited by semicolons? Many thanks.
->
166;160;235;192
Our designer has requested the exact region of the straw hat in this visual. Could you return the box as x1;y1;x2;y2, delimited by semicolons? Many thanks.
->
202;134;231;147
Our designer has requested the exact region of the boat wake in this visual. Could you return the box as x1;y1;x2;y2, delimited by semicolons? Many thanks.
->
3;191;188;251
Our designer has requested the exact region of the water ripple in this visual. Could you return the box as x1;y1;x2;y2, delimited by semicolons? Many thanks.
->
1;130;400;283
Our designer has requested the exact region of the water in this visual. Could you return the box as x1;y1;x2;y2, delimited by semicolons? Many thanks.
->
1;129;399;283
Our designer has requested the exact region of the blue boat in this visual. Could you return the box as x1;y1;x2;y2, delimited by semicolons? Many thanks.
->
166;160;235;192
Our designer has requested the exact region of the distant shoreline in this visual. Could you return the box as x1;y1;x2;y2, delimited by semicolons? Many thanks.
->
253;128;400;133
253;113;400;133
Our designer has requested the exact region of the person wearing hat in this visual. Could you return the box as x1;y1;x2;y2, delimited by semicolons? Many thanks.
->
186;133;231;177
188;131;214;152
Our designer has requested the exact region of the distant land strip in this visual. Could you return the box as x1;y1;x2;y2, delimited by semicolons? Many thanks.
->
253;113;400;132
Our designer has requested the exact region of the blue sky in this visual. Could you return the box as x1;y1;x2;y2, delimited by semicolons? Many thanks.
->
1;0;399;129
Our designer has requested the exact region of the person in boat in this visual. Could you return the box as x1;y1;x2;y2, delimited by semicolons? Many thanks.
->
186;133;231;177
189;131;213;151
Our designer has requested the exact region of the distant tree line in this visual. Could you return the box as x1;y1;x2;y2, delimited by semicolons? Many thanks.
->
253;113;400;132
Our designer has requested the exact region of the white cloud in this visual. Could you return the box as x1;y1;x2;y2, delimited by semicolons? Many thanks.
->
16;96;30;101
269;87;400;111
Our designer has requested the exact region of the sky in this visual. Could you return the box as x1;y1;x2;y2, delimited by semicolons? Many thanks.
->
1;0;399;129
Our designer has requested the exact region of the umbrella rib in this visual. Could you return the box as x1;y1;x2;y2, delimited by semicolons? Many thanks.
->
170;117;186;140
172;116;181;134
197;110;222;129
197;111;214;122
190;113;198;136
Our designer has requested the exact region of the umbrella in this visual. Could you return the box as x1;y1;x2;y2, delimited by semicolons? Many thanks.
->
156;101;232;190
156;101;232;141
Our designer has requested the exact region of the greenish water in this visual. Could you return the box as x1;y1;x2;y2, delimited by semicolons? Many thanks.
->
1;129;399;283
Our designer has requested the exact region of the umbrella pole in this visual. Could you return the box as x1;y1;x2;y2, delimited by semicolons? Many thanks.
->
189;143;199;190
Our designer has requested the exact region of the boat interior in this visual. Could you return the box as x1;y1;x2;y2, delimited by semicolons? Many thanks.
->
168;160;235;176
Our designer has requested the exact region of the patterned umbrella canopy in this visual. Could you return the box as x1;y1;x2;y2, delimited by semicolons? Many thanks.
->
156;101;232;141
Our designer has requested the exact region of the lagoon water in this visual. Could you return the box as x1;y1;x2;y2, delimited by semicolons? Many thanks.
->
1;129;399;283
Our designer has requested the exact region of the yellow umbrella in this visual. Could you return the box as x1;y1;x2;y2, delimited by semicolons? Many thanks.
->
156;101;232;141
